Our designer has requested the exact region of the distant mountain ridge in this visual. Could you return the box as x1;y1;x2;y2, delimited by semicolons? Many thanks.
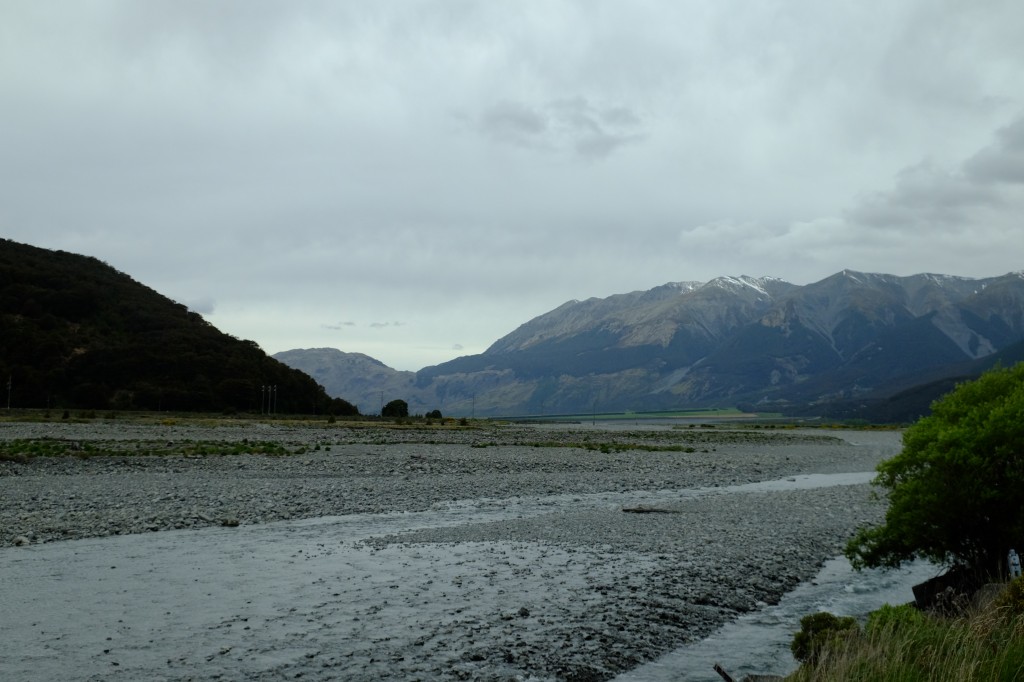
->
276;270;1024;420
272;348;415;416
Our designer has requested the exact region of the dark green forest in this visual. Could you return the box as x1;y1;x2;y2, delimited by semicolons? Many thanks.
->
0;239;358;415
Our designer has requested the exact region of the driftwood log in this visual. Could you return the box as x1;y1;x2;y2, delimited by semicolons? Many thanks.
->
621;506;680;514
713;663;735;682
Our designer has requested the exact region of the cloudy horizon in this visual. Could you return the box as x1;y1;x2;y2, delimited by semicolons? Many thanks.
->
3;1;1023;371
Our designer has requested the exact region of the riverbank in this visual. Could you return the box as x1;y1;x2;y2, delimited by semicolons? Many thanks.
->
0;422;895;680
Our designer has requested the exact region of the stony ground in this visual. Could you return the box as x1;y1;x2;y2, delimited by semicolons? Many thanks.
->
0;420;896;681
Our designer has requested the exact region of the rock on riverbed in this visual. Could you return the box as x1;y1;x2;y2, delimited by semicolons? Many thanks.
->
0;421;894;681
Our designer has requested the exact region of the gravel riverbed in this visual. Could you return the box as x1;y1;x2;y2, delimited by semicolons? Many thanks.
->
0;421;895;681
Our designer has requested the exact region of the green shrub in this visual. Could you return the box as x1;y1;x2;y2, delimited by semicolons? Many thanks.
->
865;603;927;636
789;601;1024;681
995;575;1024;616
791;612;859;664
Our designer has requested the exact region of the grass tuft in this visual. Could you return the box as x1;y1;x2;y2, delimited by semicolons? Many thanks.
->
787;580;1024;681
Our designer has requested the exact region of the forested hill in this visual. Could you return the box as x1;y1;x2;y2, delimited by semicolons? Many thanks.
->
0;239;357;415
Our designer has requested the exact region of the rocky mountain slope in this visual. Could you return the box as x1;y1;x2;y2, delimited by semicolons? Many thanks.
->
278;269;1024;420
272;348;418;416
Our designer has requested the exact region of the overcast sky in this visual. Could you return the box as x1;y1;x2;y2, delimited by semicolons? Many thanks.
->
3;1;1023;371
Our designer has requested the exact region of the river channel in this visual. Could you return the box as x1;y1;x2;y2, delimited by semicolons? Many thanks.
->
0;433;915;681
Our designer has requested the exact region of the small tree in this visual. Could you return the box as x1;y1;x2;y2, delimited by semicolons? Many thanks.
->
845;362;1024;573
381;398;409;418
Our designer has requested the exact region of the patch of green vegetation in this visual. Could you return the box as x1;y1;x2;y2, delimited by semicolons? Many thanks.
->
0;439;99;462
786;586;1024;681
177;441;290;457
0;438;292;461
847;362;1024;572
791;612;859;665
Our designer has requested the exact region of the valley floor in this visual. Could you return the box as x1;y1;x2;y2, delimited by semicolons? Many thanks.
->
0;422;895;681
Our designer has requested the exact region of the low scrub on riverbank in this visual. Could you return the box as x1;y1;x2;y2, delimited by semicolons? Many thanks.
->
787;585;1024;681
0;437;293;461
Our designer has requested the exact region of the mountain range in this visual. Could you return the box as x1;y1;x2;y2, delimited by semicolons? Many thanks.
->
275;270;1024;421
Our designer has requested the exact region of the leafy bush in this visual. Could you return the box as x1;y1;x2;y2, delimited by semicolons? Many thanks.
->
864;603;927;636
995;575;1024;617
789;600;1024;681
846;362;1024;573
791;611;859;664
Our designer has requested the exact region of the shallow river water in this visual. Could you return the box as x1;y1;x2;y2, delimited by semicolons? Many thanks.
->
0;470;926;681
616;556;936;681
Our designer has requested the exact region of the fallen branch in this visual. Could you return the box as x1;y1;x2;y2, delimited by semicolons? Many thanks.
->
621;506;679;514
713;663;736;682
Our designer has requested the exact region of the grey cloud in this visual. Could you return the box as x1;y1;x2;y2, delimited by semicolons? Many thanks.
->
845;115;1024;231
451;343;464;351
601;106;641;128
369;321;405;329
574;132;644;161
4;2;1024;371
479;101;549;147
477;96;643;160
321;321;356;331
551;96;645;160
549;96;603;135
847;161;995;229
964;116;1024;184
